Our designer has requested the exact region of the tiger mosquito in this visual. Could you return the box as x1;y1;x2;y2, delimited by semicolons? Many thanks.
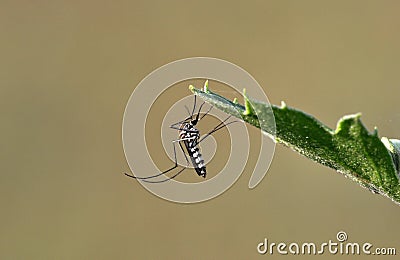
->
125;95;237;183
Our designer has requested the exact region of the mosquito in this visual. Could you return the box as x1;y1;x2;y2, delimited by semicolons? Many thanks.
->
125;95;237;183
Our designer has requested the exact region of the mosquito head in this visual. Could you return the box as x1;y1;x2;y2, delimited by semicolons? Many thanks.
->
190;118;198;125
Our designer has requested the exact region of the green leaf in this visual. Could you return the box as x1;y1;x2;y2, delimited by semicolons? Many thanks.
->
190;84;400;205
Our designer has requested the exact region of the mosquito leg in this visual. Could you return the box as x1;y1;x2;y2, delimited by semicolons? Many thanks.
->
143;164;188;183
179;141;190;165
196;116;240;145
169;97;211;129
169;125;199;133
191;95;197;117
200;105;213;120
194;101;206;122
124;141;179;180
124;137;195;181
143;138;192;183
169;106;211;132
184;105;191;117
170;118;191;129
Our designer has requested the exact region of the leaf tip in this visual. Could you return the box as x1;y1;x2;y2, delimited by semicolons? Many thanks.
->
342;113;362;121
189;84;195;93
373;126;379;137
203;80;210;93
242;88;255;115
334;113;363;134
233;97;238;104
280;100;287;109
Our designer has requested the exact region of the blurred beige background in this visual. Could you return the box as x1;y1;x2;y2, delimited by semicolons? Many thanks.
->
1;0;400;259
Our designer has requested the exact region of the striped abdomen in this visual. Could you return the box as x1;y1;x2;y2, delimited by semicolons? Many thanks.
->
179;123;206;178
